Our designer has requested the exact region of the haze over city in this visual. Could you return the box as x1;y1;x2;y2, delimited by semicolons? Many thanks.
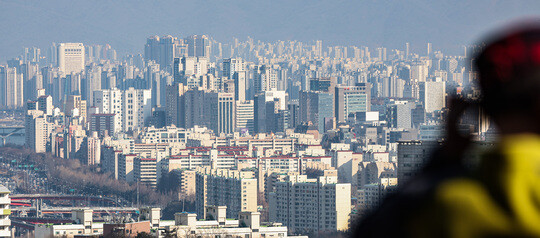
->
1;0;540;61
0;1;539;237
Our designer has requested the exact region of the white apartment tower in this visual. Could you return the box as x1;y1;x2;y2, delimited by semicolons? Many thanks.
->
58;43;85;74
0;186;10;237
25;110;50;153
93;88;151;132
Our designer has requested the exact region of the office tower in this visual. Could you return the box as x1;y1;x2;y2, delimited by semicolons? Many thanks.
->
183;88;206;130
269;175;351;233
223;58;247;102
334;84;371;122
37;95;53;116
0;66;23;109
186;35;210;58
196;169;257;219
427;42;432;56
173;58;181;83
299;91;334;133
65;95;87;122
90;113;117;136
309;78;335;92
254;91;287;133
387;101;416;129
419;81;446;113
25;110;50;153
58;43;85;74
165;83;189;127
397;141;439;184
287;102;300;129
205;92;236;135
134;158;158;188
0;186;10;237
236;100;254;133
253;65;278;94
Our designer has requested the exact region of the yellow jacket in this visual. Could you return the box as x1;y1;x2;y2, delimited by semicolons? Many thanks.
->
411;134;540;237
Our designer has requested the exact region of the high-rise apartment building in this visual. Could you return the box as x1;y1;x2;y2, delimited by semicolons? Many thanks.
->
93;88;151;132
79;132;101;165
196;168;257;219
37;95;53;116
144;35;186;70
419;81;446;113
186;35;210;58
25;110;50;153
269;175;351;233
0;186;10;237
397;140;439;184
335;84;371;122
58;43;85;74
0;66;23;109
65;95;87;122
134;158;158;188
253;65;278;93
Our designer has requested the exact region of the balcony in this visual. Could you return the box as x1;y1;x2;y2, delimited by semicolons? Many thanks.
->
0;209;10;216
0;197;10;205
0;229;10;237
0;219;10;227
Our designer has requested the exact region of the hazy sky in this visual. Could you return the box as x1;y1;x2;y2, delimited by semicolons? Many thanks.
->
1;0;539;62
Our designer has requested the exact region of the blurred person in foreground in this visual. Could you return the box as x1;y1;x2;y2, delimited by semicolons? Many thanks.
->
353;23;540;237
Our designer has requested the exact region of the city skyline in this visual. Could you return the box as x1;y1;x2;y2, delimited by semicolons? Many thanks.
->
1;0;540;62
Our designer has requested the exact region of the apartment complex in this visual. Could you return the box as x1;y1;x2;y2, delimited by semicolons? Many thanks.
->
195;168;258;219
269;175;351;233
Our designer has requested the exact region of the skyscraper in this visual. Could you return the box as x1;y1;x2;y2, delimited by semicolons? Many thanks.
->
335;84;371;122
299;91;334;133
25;110;50;153
223;58;247;102
205;92;236;135
0;66;23;109
419;81;446;113
254;91;287;133
57;43;85;74
186;35;210;58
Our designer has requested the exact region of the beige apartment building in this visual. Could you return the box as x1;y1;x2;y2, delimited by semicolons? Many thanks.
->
269;175;351;233
195;168;258;219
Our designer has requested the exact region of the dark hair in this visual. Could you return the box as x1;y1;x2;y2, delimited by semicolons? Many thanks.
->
475;27;540;117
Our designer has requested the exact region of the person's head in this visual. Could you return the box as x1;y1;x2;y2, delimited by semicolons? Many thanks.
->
476;25;540;134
